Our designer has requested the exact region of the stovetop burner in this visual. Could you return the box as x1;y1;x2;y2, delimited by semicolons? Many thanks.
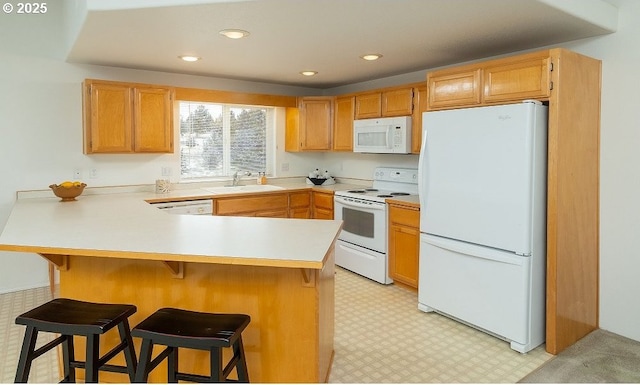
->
348;190;366;193
365;188;379;192
390;192;410;196
377;195;393;198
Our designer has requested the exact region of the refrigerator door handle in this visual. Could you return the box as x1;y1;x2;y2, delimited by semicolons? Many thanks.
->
422;234;526;266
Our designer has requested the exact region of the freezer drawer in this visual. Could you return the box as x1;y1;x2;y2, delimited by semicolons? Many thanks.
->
418;234;543;353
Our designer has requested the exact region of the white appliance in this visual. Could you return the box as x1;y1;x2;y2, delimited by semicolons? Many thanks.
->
151;199;212;215
417;101;547;353
353;116;412;154
334;167;418;284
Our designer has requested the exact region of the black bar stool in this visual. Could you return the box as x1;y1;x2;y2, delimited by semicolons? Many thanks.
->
14;298;138;383
132;307;250;383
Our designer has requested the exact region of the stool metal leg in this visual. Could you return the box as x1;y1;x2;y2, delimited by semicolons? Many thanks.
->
85;334;100;383
14;326;38;383
118;319;138;382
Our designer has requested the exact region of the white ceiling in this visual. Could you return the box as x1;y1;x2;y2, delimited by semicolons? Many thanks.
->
66;0;618;89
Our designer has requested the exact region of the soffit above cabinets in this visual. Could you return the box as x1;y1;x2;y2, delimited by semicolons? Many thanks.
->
65;0;618;89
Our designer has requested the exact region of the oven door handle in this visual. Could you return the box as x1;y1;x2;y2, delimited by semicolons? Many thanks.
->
334;196;386;210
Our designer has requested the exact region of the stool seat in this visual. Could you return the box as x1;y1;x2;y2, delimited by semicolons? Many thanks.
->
16;298;137;335
132;308;250;383
14;298;138;383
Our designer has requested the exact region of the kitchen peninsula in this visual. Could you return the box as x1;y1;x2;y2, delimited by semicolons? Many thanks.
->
0;191;343;383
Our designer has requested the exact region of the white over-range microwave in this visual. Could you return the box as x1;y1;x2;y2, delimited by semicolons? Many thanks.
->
353;116;412;154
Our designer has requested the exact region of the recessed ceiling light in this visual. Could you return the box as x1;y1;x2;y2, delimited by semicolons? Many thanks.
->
219;29;250;39
361;54;383;61
300;71;318;76
179;55;201;62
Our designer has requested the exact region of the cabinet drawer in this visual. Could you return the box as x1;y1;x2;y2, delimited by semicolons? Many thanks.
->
214;194;288;215
389;205;419;228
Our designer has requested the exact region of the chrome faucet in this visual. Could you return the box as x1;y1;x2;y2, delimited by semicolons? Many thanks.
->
232;171;252;186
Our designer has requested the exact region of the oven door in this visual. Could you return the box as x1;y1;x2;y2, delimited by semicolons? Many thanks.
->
334;196;387;253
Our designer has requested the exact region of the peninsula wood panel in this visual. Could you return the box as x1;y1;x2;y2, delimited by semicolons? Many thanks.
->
59;253;335;383
545;48;601;354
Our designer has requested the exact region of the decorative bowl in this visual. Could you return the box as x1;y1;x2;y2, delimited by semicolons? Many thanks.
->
49;182;86;201
307;177;327;185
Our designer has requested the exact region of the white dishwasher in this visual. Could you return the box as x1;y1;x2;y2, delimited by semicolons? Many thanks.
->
151;200;212;215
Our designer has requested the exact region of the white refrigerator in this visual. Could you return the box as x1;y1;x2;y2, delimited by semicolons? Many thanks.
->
417;101;547;353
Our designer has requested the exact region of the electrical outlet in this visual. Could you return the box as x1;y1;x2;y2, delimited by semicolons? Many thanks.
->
73;169;82;180
281;163;289;172
90;169;98;179
161;167;172;176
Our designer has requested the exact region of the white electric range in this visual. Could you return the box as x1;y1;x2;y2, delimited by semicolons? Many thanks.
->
334;167;418;284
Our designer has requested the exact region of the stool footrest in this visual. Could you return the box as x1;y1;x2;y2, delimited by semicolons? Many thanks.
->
30;335;67;361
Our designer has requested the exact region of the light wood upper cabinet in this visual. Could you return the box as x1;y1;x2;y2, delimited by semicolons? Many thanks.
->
83;79;174;154
355;88;414;119
411;86;428;154
388;203;420;289
382;88;413;116
133;87;174;152
483;56;551;103
426;52;553;110
427;68;482;110
285;97;333;152
354;93;381;119
333;96;354;151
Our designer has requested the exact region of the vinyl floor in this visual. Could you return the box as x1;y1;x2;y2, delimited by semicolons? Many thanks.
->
0;267;552;383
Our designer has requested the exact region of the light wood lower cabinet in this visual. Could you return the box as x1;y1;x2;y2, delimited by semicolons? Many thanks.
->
213;193;289;217
289;191;311;219
388;203;420;288
312;191;334;219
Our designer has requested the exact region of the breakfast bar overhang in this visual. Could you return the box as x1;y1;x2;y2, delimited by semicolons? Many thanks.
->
0;193;343;383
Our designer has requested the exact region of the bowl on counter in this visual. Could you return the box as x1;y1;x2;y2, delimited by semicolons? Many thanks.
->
49;182;86;201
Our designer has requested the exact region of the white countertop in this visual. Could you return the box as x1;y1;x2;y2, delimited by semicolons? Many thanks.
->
0;182;359;269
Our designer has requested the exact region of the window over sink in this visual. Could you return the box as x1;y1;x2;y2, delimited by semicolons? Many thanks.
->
179;101;275;180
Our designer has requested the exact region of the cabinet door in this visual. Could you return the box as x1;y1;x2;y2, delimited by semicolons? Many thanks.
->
333;96;354;151
427;68;482;110
133;87;174;153
85;82;133;153
354;93;381;119
388;205;420;288
312;191;334;219
300;97;333;151
483;56;551;103
289;191;311;218
382;88;413;116
411;86;428;154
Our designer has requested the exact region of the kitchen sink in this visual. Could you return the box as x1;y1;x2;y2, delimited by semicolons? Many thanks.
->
201;185;285;194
